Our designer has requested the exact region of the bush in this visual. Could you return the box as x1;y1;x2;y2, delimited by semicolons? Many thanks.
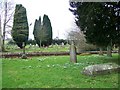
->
7;39;16;45
52;39;67;45
26;39;36;45
76;43;98;53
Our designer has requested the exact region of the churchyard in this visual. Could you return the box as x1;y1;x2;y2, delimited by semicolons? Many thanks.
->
1;1;120;89
2;51;119;88
4;44;70;53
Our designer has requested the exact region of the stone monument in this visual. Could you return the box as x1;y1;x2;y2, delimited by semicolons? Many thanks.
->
70;40;77;63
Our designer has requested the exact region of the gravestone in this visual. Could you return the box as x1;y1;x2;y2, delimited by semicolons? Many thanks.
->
82;63;120;76
21;54;27;59
29;43;32;48
61;42;64;46
70;40;77;63
36;44;38;47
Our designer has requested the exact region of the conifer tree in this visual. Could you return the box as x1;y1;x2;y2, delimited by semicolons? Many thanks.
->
69;2;120;56
33;15;52;47
12;4;29;59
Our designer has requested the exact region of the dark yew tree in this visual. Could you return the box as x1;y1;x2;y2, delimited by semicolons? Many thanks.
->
42;14;52;46
12;4;29;58
33;17;42;47
33;14;52;47
112;2;120;56
69;2;120;56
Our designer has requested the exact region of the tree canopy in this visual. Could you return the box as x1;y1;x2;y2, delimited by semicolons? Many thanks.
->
12;4;29;48
69;2;120;47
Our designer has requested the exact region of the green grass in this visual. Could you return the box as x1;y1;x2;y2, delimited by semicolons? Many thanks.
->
5;44;69;53
2;54;119;88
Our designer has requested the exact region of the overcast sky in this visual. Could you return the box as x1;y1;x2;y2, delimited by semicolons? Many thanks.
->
12;0;75;39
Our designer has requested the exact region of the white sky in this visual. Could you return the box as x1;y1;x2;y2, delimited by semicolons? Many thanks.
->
13;0;75;39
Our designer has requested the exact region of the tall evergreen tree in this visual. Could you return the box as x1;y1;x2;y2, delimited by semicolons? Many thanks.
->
69;2;120;56
12;4;29;58
70;3;109;46
33;17;42;47
33;14;52;47
43;14;52;46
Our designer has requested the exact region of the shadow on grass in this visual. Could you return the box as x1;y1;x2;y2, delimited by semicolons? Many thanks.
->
100;54;119;65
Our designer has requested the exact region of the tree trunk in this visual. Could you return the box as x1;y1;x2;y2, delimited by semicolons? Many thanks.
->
40;40;41;47
70;41;77;63
99;47;103;56
21;42;27;59
2;1;7;52
23;42;25;54
107;45;112;57
118;45;120;56
118;46;120;65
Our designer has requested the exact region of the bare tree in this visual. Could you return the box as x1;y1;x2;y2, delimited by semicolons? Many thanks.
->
0;0;14;51
67;29;97;53
2;1;7;51
0;15;2;52
0;2;3;52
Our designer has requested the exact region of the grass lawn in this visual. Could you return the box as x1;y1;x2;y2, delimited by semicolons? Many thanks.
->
5;44;69;53
2;54;119;88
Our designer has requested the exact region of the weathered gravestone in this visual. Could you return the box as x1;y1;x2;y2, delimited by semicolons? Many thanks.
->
82;63;120;76
70;40;77;63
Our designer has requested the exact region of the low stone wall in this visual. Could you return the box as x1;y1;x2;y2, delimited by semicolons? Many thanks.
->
2;52;70;58
1;51;118;58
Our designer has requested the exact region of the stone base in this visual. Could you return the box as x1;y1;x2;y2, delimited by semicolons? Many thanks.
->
21;54;27;59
